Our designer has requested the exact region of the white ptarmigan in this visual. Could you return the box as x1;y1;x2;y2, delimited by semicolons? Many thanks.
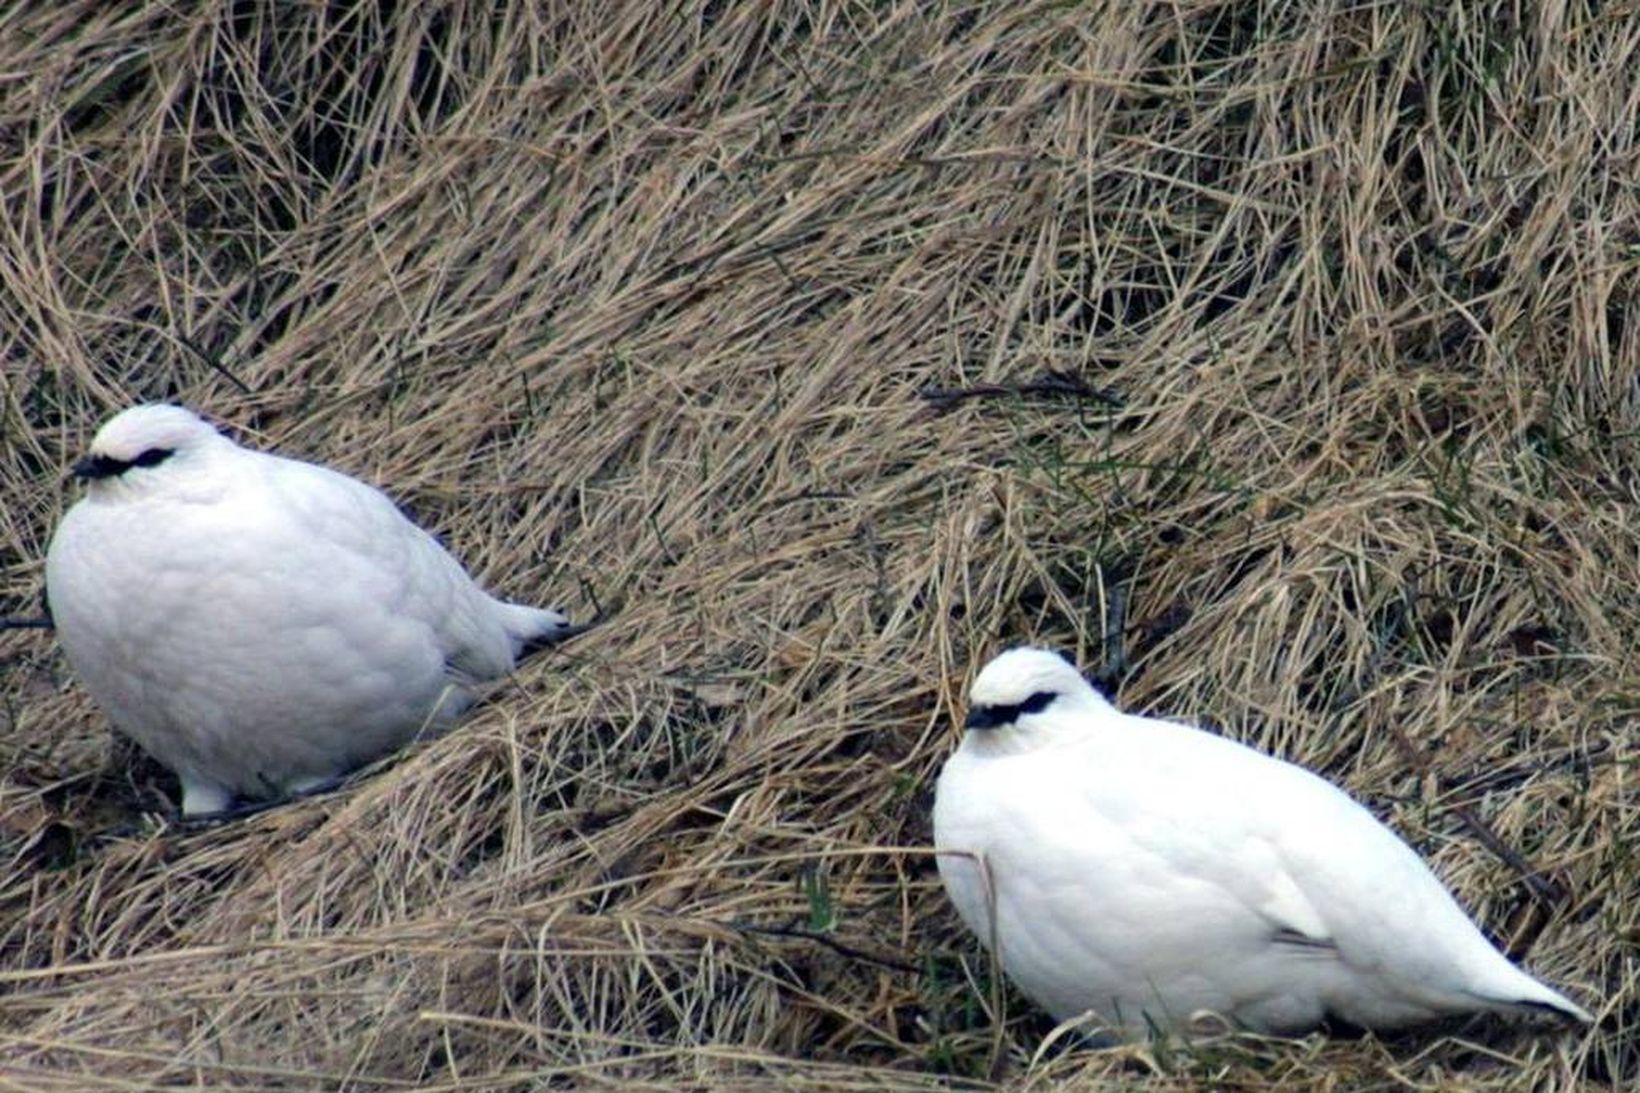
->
45;404;579;817
933;647;1592;1035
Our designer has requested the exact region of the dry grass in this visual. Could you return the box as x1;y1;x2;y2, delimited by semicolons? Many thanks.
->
1;0;1636;1087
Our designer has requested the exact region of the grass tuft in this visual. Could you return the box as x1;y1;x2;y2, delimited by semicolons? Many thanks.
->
1;1;1634;1086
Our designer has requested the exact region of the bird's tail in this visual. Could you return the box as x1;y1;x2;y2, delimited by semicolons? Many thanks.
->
497;601;593;659
1470;962;1593;1025
1492;984;1593;1025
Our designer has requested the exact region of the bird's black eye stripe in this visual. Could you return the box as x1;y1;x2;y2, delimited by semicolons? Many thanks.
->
966;689;1057;730
1017;690;1055;715
73;447;176;480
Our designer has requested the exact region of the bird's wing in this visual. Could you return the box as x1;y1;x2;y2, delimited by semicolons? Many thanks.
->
1098;710;1485;966
262;455;515;680
1081;713;1390;948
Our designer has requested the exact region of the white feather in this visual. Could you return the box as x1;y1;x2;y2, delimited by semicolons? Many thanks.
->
45;404;575;816
933;646;1592;1034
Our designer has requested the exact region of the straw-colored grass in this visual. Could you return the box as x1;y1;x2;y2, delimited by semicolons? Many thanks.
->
1;1;1635;1087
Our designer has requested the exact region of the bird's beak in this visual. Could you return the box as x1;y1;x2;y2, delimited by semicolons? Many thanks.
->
964;706;1002;731
71;454;118;480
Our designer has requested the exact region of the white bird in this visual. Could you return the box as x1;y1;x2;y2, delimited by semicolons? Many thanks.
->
45;404;579;817
933;646;1592;1036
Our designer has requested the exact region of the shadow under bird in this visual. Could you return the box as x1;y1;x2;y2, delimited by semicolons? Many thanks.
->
933;647;1593;1036
45;404;581;818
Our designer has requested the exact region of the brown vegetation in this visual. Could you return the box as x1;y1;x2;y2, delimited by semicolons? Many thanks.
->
1;1;1634;1087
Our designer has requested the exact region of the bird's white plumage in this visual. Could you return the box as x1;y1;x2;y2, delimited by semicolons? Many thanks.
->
45;404;574;816
933;647;1592;1035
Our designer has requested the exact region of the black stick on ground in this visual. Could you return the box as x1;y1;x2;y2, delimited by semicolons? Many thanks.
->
918;370;1124;409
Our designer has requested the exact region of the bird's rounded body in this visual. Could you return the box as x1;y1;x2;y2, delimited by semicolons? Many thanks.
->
45;405;572;816
933;647;1591;1035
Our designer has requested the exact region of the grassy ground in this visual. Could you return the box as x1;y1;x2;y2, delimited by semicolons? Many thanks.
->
1;1;1635;1088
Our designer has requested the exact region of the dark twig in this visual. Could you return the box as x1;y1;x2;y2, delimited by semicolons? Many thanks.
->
726;919;919;974
575;574;608;623
176;333;255;396
1380;722;1568;908
1336;575;1570;914
918;370;1124;410
1449;802;1567;905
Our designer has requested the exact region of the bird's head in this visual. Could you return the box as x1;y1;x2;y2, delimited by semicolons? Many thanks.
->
70;404;234;497
962;646;1112;753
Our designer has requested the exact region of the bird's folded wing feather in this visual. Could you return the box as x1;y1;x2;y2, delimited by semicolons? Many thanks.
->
261;455;513;678
1090;712;1428;951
